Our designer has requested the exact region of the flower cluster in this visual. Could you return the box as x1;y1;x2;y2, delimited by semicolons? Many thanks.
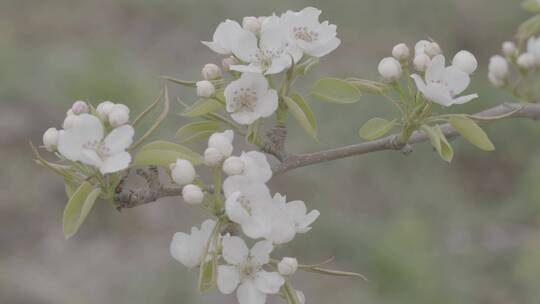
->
199;7;340;125
488;37;540;102
42;100;134;175
170;129;318;304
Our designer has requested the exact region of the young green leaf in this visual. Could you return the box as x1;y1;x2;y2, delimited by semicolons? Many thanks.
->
421;124;454;162
358;118;396;140
299;266;368;281
310;78;362;104
347;78;390;95
181;98;223;117
130;86;170;151
449;117;495;151
175;120;222;144
136;141;203;165
63;182;100;239
522;0;540;13
517;14;540;41
284;94;318;139
160;76;198;87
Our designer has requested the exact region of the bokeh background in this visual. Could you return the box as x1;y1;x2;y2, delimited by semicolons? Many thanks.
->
2;0;540;303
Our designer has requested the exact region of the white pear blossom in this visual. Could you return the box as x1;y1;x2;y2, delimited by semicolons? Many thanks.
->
413;54;431;72
526;36;540;65
58;114;134;174
277;257;298;276
222;56;239;71
280;7;341;58
230;17;302;75
202;20;243;55
96;101;115;118
502;41;517;57
411;55;478;107
71;100;89;115
224;151;272;182
204;147;224;166
242;16;266;33
452;50;478;75
223;176;271;224
43;127;60;152
108;103;130;127
415;40;441;58
63;114;79;130
274;193;320;234
517;53;535;69
208;130;234;157
217;235;284;304
170;159;196;185
202;63;222;80
223;156;245;176
170;219;216;269
378;57;402;81
488;55;509;80
182;184;204;205
196;80;215;98
392;43;410;60
224;73;278;125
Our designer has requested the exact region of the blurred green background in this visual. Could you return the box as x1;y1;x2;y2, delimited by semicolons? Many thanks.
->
2;0;540;303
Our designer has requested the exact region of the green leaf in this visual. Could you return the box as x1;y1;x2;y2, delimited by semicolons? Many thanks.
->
421;125;454;162
175;121;222;144
358;118;396;140
299;266;368;281
136;141;203;166
181;98;223;117
63;182;100;239
347;78;390;94
284;94;318;139
160;76;197;87
310;78;362;104
517;14;540;41
449;117;495;151
130;86;170;151
522;0;540;13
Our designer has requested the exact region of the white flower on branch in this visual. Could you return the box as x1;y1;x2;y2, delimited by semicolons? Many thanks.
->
274;193;320;234
96;101;115;118
502;41;517;57
392;43;410;60
277;257;298;275
182;184;204;205
223;176;271;224
202;20;244;55
527;36;540;65
42;127;60;152
71;100;89;115
452;50;478;75
170;219;216;269
223;156;245;176
378;57;402;82
415;40;441;58
224;151;272;182
58;113;134;174
230;16;302;75
204;147;224;166
224;73;278;125
107;103;130;127
411;55;478;107
208;130;234;158
517;53;536;69
170;159;196;185
242;16;266;33
201;63;222;80
280;7;341;58
217;235;284;304
196;80;215;98
488;55;509;86
413;54;431;72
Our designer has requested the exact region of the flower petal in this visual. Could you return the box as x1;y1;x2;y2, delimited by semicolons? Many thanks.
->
237;281;267;304
79;149;103;167
426;55;445;83
242;151;272;183
217;265;241;294
103;125;134;153
442;66;470;96
231;30;259;63
250;240;273;265
225;191;252;224
254;89;278;118
254;271;285;294
222;235;249;265
99;151;131;174
451;94;478;105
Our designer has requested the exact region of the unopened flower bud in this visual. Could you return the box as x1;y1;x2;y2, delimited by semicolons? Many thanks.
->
413;54;431;72
182;184;204;205
208;130;234;157
222;56;239;71
378;57;402;81
170;159;196;185
108;103;130;127
242;16;262;33
96;101;115;118
196;80;215;98
278;257;298;275
43;127;59;152
204;147;223;166
71;100;89;115
517;53;535;69
502;41;517;57
222;156;245;176
202;63;222;80
392;43;410;60
425;42;442;57
488;72;504;88
488;55;509;79
452;50;478;75
63;115;78;129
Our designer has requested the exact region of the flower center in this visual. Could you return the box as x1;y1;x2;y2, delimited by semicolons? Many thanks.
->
430;80;454;96
293;26;319;43
83;140;111;160
239;259;260;280
232;88;257;112
238;195;253;214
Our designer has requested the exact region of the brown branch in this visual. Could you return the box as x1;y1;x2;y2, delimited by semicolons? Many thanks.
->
113;102;540;208
272;102;540;175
